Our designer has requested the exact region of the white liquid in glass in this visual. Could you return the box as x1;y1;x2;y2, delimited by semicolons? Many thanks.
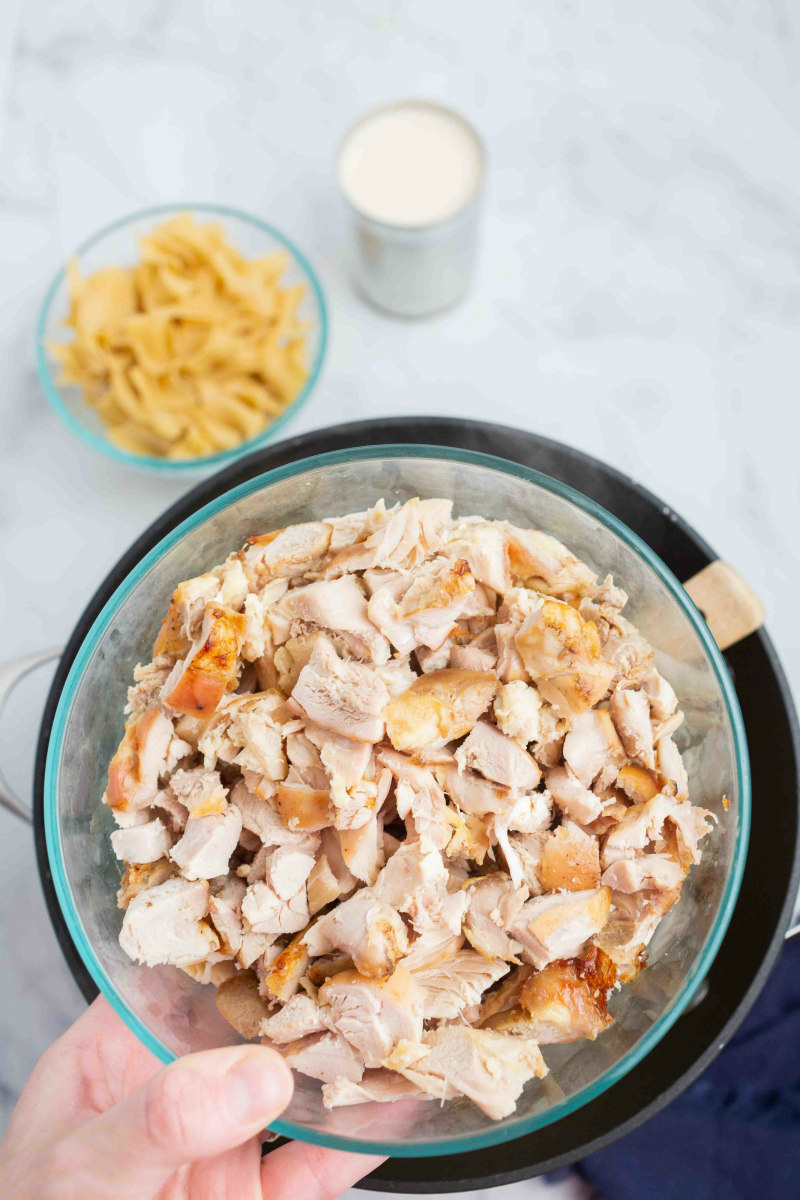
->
338;101;483;228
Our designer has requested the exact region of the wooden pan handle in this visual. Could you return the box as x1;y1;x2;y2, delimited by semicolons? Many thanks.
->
683;561;765;650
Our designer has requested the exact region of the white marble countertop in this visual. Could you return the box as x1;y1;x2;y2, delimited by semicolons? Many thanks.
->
1;2;798;1196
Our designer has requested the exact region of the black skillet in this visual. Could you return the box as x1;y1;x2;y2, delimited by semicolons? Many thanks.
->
28;418;800;1193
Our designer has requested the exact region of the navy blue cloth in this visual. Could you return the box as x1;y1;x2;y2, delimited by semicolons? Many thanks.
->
576;937;800;1200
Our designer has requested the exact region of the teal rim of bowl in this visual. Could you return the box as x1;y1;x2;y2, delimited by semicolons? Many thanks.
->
35;202;328;473
44;444;750;1157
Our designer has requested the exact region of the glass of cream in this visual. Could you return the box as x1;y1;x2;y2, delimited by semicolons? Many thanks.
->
337;100;485;317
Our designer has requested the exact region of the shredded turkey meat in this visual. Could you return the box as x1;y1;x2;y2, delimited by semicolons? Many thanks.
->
107;497;716;1120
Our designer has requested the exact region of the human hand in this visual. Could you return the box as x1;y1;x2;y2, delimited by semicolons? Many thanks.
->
0;996;383;1199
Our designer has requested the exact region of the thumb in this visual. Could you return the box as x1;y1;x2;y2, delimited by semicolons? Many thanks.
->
61;1043;293;1198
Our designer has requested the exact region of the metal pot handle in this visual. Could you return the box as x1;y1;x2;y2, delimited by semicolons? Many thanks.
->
683;561;765;650
0;649;61;823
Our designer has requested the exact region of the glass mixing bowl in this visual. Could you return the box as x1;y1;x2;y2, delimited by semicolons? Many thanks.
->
36;204;327;474
44;446;749;1157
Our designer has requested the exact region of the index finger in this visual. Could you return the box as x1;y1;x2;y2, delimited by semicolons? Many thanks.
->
260;1139;385;1200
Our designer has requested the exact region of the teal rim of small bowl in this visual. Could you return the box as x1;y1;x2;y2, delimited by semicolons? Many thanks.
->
35;202;328;473
44;444;750;1157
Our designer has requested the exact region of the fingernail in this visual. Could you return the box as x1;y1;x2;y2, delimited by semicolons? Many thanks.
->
224;1049;293;1125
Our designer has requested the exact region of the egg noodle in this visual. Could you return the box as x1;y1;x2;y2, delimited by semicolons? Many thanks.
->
52;214;309;459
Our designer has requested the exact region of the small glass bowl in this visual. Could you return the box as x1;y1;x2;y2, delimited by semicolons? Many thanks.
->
36;203;328;474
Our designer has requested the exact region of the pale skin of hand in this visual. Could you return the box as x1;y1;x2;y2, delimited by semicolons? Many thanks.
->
0;997;383;1200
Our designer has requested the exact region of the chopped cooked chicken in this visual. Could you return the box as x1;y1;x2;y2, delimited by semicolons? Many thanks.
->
656;734;690;801
501;524;597;596
279;1031;365;1084
366;574;419;656
455;719;541;791
372;839;449;910
506;832;547;893
463;874;528;961
208;876;246;954
444;520;511;594
545;765;603;824
230;778;312;849
125;658;174;719
106;710;175;812
304;888;408;978
492;587;542;683
117;858;175;909
244;522;332;585
403;927;465;971
261;929;310;1001
273;632;330;694
168;767;228;817
373;654;419;699
384;668;498;753
669;801;714;867
412;950;509;1019
153;573;220;658
274;777;332;831
593;888;680;982
578;597;653;685
213;555;249;611
305;723;371;786
415;639;453;674
370;838;467;939
516;600;614;719
398;558;477;650
319;966;423;1067
538;823;601;891
601;854;685;893
532;702;568;767
324;499;390;551
184;959;238;987
487;945;616;1044
241;838;317;935
434;762;515;817
199;691;296;779
110;817;172;864
491;793;551;888
236;931;278;971
511;887;611;969
282;575;391;664
169;806;243;881
260;993;328;1044
284;731;329;789
307;852;345;915
326;497;452;576
215;972;270;1039
449;640;498;672
240;578;289;662
394;777;451;850
110;497;713;1120
120;877;218;966
290;637;389;743
601;792;678;867
338;814;385;884
370;558;484;659
493;680;542;744
161;603;247;717
386;1025;547;1120
322;1069;431;1108
609;687;654;767
616;763;659;803
444;805;491;864
562;709;625;790
641;666;679;719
